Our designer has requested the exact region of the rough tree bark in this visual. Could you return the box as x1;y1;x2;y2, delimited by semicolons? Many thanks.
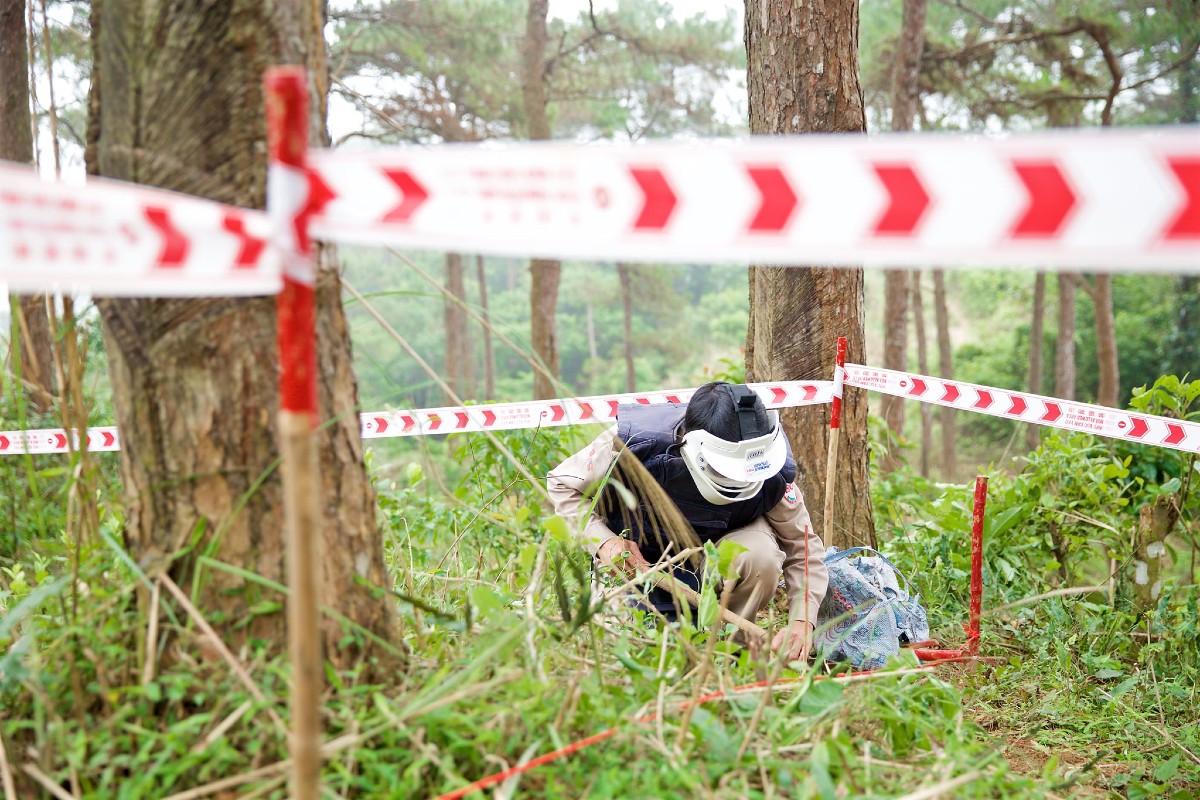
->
1092;274;1119;407
618;262;636;392
932;270;956;477
444;252;472;399
523;0;561;399
911;272;932;477
1055;274;1077;401
744;0;874;549
879;0;927;472
1;0;55;411
1026;271;1046;451
88;0;397;662
880;272;908;470
476;255;495;399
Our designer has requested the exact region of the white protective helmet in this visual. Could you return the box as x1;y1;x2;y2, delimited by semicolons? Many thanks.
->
679;386;788;505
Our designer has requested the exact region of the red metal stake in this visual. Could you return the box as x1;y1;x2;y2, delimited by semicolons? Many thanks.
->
265;66;322;800
968;475;988;655
821;336;847;547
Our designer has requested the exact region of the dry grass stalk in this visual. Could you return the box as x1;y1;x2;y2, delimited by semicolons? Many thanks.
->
21;763;77;800
889;769;984;800
0;734;15;800
141;579;162;686
157;575;286;736
189;700;254;756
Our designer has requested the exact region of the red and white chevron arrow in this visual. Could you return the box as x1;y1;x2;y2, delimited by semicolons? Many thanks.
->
358;381;834;439
0;426;120;455
844;365;1200;454
0;162;280;296
308;128;1199;271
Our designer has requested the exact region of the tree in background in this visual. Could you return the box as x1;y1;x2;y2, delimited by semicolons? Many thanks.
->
879;0;929;472
1;0;54;412
920;0;1199;408
88;0;397;663
744;0;875;549
523;0;561;399
329;0;740;399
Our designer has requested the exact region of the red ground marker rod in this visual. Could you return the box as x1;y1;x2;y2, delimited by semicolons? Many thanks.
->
265;65;322;800
821;336;847;546
968;476;987;655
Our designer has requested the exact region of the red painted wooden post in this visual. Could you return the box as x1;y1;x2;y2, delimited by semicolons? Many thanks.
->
822;336;847;546
265;65;321;800
968;476;988;655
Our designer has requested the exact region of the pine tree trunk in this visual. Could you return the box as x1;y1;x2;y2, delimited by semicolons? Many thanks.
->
444;252;472;400
618;262;635;392
88;0;397;663
911;272;932;477
745;0;873;550
932;270;956;478
878;0;927;471
889;0;928;133
1027;272;1046;451
476;255;495;400
881;271;908;471
1;0;55;412
523;0;560;399
1055;274;1077;401
1093;274;1119;407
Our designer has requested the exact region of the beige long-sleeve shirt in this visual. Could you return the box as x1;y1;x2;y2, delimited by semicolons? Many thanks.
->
546;426;828;624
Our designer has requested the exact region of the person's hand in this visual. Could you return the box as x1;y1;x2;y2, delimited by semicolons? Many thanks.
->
596;537;650;572
771;621;815;662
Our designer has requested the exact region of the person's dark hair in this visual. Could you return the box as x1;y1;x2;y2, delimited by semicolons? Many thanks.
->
683;381;771;442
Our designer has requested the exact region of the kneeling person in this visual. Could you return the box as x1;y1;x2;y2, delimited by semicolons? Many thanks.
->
546;381;827;659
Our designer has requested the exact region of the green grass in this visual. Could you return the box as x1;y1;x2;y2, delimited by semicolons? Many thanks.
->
1;412;1198;798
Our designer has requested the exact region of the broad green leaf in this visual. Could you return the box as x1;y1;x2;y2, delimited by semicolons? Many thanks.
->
716;540;748;581
1153;755;1180;782
799;679;844;716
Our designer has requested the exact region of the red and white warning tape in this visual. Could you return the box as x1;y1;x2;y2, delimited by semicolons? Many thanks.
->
4;370;1197;455
308;128;1200;271
359;380;834;438
0;162;280;296
844;364;1200;454
0;381;832;454
4;129;1196;296
0;426;120;456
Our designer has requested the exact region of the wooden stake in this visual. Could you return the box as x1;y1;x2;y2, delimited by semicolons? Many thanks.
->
822;337;847;547
265;66;322;800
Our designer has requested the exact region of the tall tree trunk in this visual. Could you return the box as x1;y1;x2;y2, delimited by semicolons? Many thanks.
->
880;272;908;471
523;0;560;399
744;0;874;549
585;302;598;361
878;0;926;473
1;0;55;412
1055;274;1077;401
88;0;397;662
911;272;932;478
1026;272;1046;451
618;262;635;392
444;252;472;400
932;270;956;478
1093;274;1119;407
476;255;495;399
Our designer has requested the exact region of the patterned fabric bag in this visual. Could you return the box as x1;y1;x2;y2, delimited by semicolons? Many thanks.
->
814;546;930;669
